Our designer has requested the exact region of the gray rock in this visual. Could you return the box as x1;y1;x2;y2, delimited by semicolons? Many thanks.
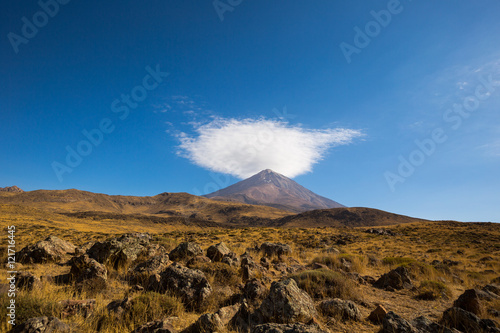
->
132;320;178;333
10;316;70;333
251;323;329;333
152;262;212;310
128;254;169;286
381;311;419;333
374;266;413;290
17;236;76;264
453;289;483;315
69;254;107;284
411;316;458;333
243;279;267;301
260;242;292;258
207;242;231;262
182;304;240;333
441;307;500;333
319;298;361;321
260;278;317;324
169;242;203;262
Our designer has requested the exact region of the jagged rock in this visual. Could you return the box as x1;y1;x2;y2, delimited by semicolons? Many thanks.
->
368;304;388;324
183;304;240;333
221;252;240;267
17;236;76;264
60;299;95;318
151;263;211;310
132;320;178;333
373;266;413;291
169;242;203;262
260;278;317;324
10;316;70;333
381;311;419;333
87;233;160;269
107;297;133;317
69;254;107;284
260;242;292;258
319;298;361;321
441;307;500;333
243;279;267;301
453;289;483;315
15;272;41;291
128;254;169;286
207;242;231;262
411;316;458;333
251;323;329;333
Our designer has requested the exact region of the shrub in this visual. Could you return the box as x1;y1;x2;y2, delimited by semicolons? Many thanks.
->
415;280;451;300
311;254;366;273
289;269;360;301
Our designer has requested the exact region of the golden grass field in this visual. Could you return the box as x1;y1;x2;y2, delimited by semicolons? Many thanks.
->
0;203;499;332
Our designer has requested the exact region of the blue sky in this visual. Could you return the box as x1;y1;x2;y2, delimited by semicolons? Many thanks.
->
1;0;499;222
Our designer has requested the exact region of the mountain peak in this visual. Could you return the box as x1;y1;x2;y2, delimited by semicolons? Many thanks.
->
205;170;344;213
0;186;24;193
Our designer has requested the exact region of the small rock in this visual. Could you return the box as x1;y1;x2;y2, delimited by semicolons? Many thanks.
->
373;266;413;290
169;242;203;262
107;297;132;317
11;316;70;333
251;323;329;333
453;289;483;315
132;320;178;333
60;299;95;318
207;242;231;262
368;304;387;324
15;272;41;291
260;242;292;258
243;279;267;301
381;311;419;333
319;298;361;321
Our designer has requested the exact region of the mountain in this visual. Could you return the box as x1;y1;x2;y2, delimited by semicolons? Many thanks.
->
273;207;428;227
0;185;24;193
204;169;344;213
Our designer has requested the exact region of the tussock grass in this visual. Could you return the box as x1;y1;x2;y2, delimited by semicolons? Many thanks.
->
415;280;452;300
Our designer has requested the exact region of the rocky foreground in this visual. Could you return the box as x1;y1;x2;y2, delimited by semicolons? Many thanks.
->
1;223;500;332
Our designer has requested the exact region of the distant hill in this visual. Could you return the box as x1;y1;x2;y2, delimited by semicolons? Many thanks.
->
205;169;344;213
0;189;291;224
0;186;23;193
273;207;429;227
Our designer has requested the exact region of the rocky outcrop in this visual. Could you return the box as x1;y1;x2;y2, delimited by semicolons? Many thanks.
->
259;278;317;324
10;316;70;333
373;266;413;291
169;242;203;262
17;236;76;264
149;263;211;310
319;298;361;321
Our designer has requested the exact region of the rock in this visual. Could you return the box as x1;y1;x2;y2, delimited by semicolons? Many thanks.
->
207;242;231;262
17;236;76;264
484;284;500;297
183;304;240;333
365;228;396;236
10;316;70;333
260;242;292;258
260;278;317;324
15;272;41;291
60;299;95;318
128;254;169;286
152;262;212;310
411;316;458;333
87;233;159;269
186;255;211;267
169;242;203;262
441;307;500;333
243;279;267;301
132;320;178;333
453;289;483;315
368;304;388;324
221;252;240;267
75;241;95;256
319;298;361;321
107;297;133;317
381;311;419;333
260;257;271;269
373;266;413;290
251;323;329;333
69;254;107;284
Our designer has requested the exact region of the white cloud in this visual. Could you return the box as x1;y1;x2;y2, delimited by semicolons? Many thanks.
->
177;118;363;179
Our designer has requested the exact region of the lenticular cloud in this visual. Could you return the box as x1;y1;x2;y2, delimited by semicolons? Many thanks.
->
177;118;363;179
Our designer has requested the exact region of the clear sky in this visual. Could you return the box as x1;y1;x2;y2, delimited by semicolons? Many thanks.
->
2;1;499;222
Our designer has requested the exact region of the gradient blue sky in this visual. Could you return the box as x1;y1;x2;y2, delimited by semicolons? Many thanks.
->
2;1;499;222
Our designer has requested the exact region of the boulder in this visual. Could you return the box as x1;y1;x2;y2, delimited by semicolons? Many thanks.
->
259;278;317;324
251;323;329;333
453;289;483;315
441;307;500;333
17;236;76;264
260;242;292;258
243;279;267;301
15;272;41;291
169;242;203;262
87;233;160;269
10;316;70;333
411;316;458;333
319;298;361;321
381;311;419;333
152;262;211;310
132;320;178;333
207;242;231;262
484;284;500;297
128;254;169;286
368;304;388;324
373;266;413;290
182;304;240;333
69;254;107;284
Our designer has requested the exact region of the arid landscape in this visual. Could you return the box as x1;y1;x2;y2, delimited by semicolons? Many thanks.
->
1;184;499;333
